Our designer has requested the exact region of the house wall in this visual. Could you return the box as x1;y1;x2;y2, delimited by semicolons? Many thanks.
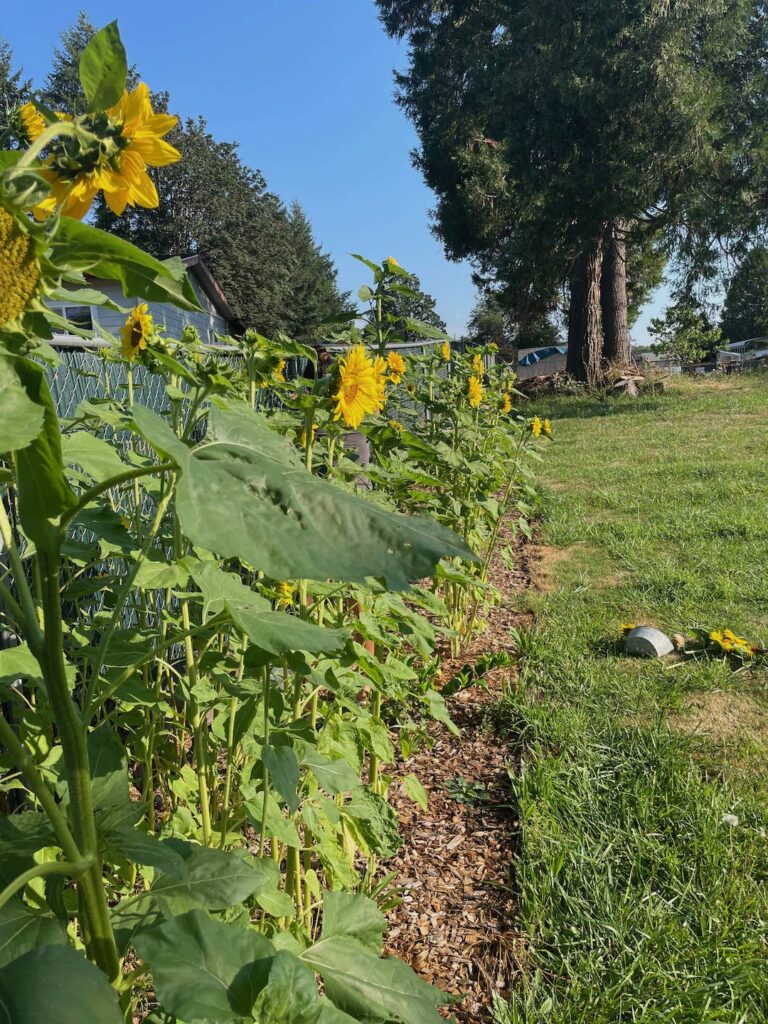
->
48;271;230;345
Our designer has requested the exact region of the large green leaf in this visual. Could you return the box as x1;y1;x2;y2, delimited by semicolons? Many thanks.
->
12;358;77;554
0;898;65;968
0;813;55;858
49;220;199;311
0;644;42;694
189;561;348;657
300;751;359;796
320;893;386;955
151;842;281;910
79;20;127;111
134;909;274;1022
61;432;125;483
0;945;122;1023
302;936;445;1024
135;401;476;590
0;357;44;454
253;951;321;1024
262;745;300;814
342;788;401;859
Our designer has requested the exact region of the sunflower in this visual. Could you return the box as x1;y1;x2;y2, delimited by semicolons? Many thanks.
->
543;417;553;437
388;418;405;433
472;353;484;375
333;345;383;429
121;303;155;361
468;375;484;408
440;340;451;362
274;359;286;383
501;392;512;414
373;354;389;405
531;416;543;437
0;204;41;329
620;622;637;636
275;582;297;609
384;256;400;269
387;350;406;384
18;102;46;144
34;82;180;221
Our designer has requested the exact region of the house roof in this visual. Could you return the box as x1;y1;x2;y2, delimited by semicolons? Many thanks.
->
181;255;239;325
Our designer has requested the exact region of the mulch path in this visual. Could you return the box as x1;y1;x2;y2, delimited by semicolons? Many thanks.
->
382;519;532;1021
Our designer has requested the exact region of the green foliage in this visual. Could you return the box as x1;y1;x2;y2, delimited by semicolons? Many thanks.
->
648;300;722;363
496;377;768;1022
720;245;768;342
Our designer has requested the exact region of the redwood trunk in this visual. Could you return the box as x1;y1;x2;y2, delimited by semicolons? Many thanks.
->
566;241;604;387
601;221;630;367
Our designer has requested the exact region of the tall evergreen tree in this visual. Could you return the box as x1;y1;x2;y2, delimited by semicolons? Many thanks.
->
40;15;348;337
377;0;768;385
720;246;768;342
0;36;30;117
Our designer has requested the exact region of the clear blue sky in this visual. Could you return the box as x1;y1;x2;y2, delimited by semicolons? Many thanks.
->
3;0;668;342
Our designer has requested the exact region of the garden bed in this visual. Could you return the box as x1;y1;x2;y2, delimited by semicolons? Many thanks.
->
383;517;530;1020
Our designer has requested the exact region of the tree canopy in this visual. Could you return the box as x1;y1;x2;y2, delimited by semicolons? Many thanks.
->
720;246;768;342
377;0;768;383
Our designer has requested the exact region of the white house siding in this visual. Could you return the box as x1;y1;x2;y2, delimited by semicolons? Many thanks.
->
49;272;230;345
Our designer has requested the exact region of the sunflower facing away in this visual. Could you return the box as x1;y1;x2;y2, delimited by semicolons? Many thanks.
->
121;303;155;361
35;82;180;221
18;102;46;144
468;375;484;408
387;350;406;384
333;345;383;429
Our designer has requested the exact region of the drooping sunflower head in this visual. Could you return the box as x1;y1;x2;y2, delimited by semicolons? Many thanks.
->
0;202;42;331
333;344;383;429
16;102;47;145
121;303;155;361
468;375;484;408
34;82;180;222
530;415;543;438
472;353;484;375
440;340;451;362
387;350;406;384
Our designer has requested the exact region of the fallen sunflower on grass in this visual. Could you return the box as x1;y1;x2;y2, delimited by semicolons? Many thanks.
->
708;628;762;659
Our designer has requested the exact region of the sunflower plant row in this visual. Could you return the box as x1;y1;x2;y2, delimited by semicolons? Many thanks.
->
0;23;549;1024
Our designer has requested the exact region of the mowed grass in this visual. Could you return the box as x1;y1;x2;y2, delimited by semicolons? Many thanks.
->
495;375;768;1024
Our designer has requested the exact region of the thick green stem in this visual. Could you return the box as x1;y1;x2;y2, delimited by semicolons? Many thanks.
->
38;552;120;980
257;664;271;859
368;690;383;794
0;858;92;913
180;600;212;846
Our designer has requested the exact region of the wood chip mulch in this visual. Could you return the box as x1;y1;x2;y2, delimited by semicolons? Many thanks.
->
381;518;532;1022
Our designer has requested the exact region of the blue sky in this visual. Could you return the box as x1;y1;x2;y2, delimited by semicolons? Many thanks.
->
3;0;667;342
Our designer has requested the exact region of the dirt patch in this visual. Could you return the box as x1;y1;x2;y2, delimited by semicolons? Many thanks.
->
528;543;569;592
381;516;530;1021
668;690;768;744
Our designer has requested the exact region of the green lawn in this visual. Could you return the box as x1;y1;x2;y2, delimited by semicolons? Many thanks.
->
496;375;768;1024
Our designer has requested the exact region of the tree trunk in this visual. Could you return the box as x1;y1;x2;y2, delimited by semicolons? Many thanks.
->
601;221;631;367
566;240;604;386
